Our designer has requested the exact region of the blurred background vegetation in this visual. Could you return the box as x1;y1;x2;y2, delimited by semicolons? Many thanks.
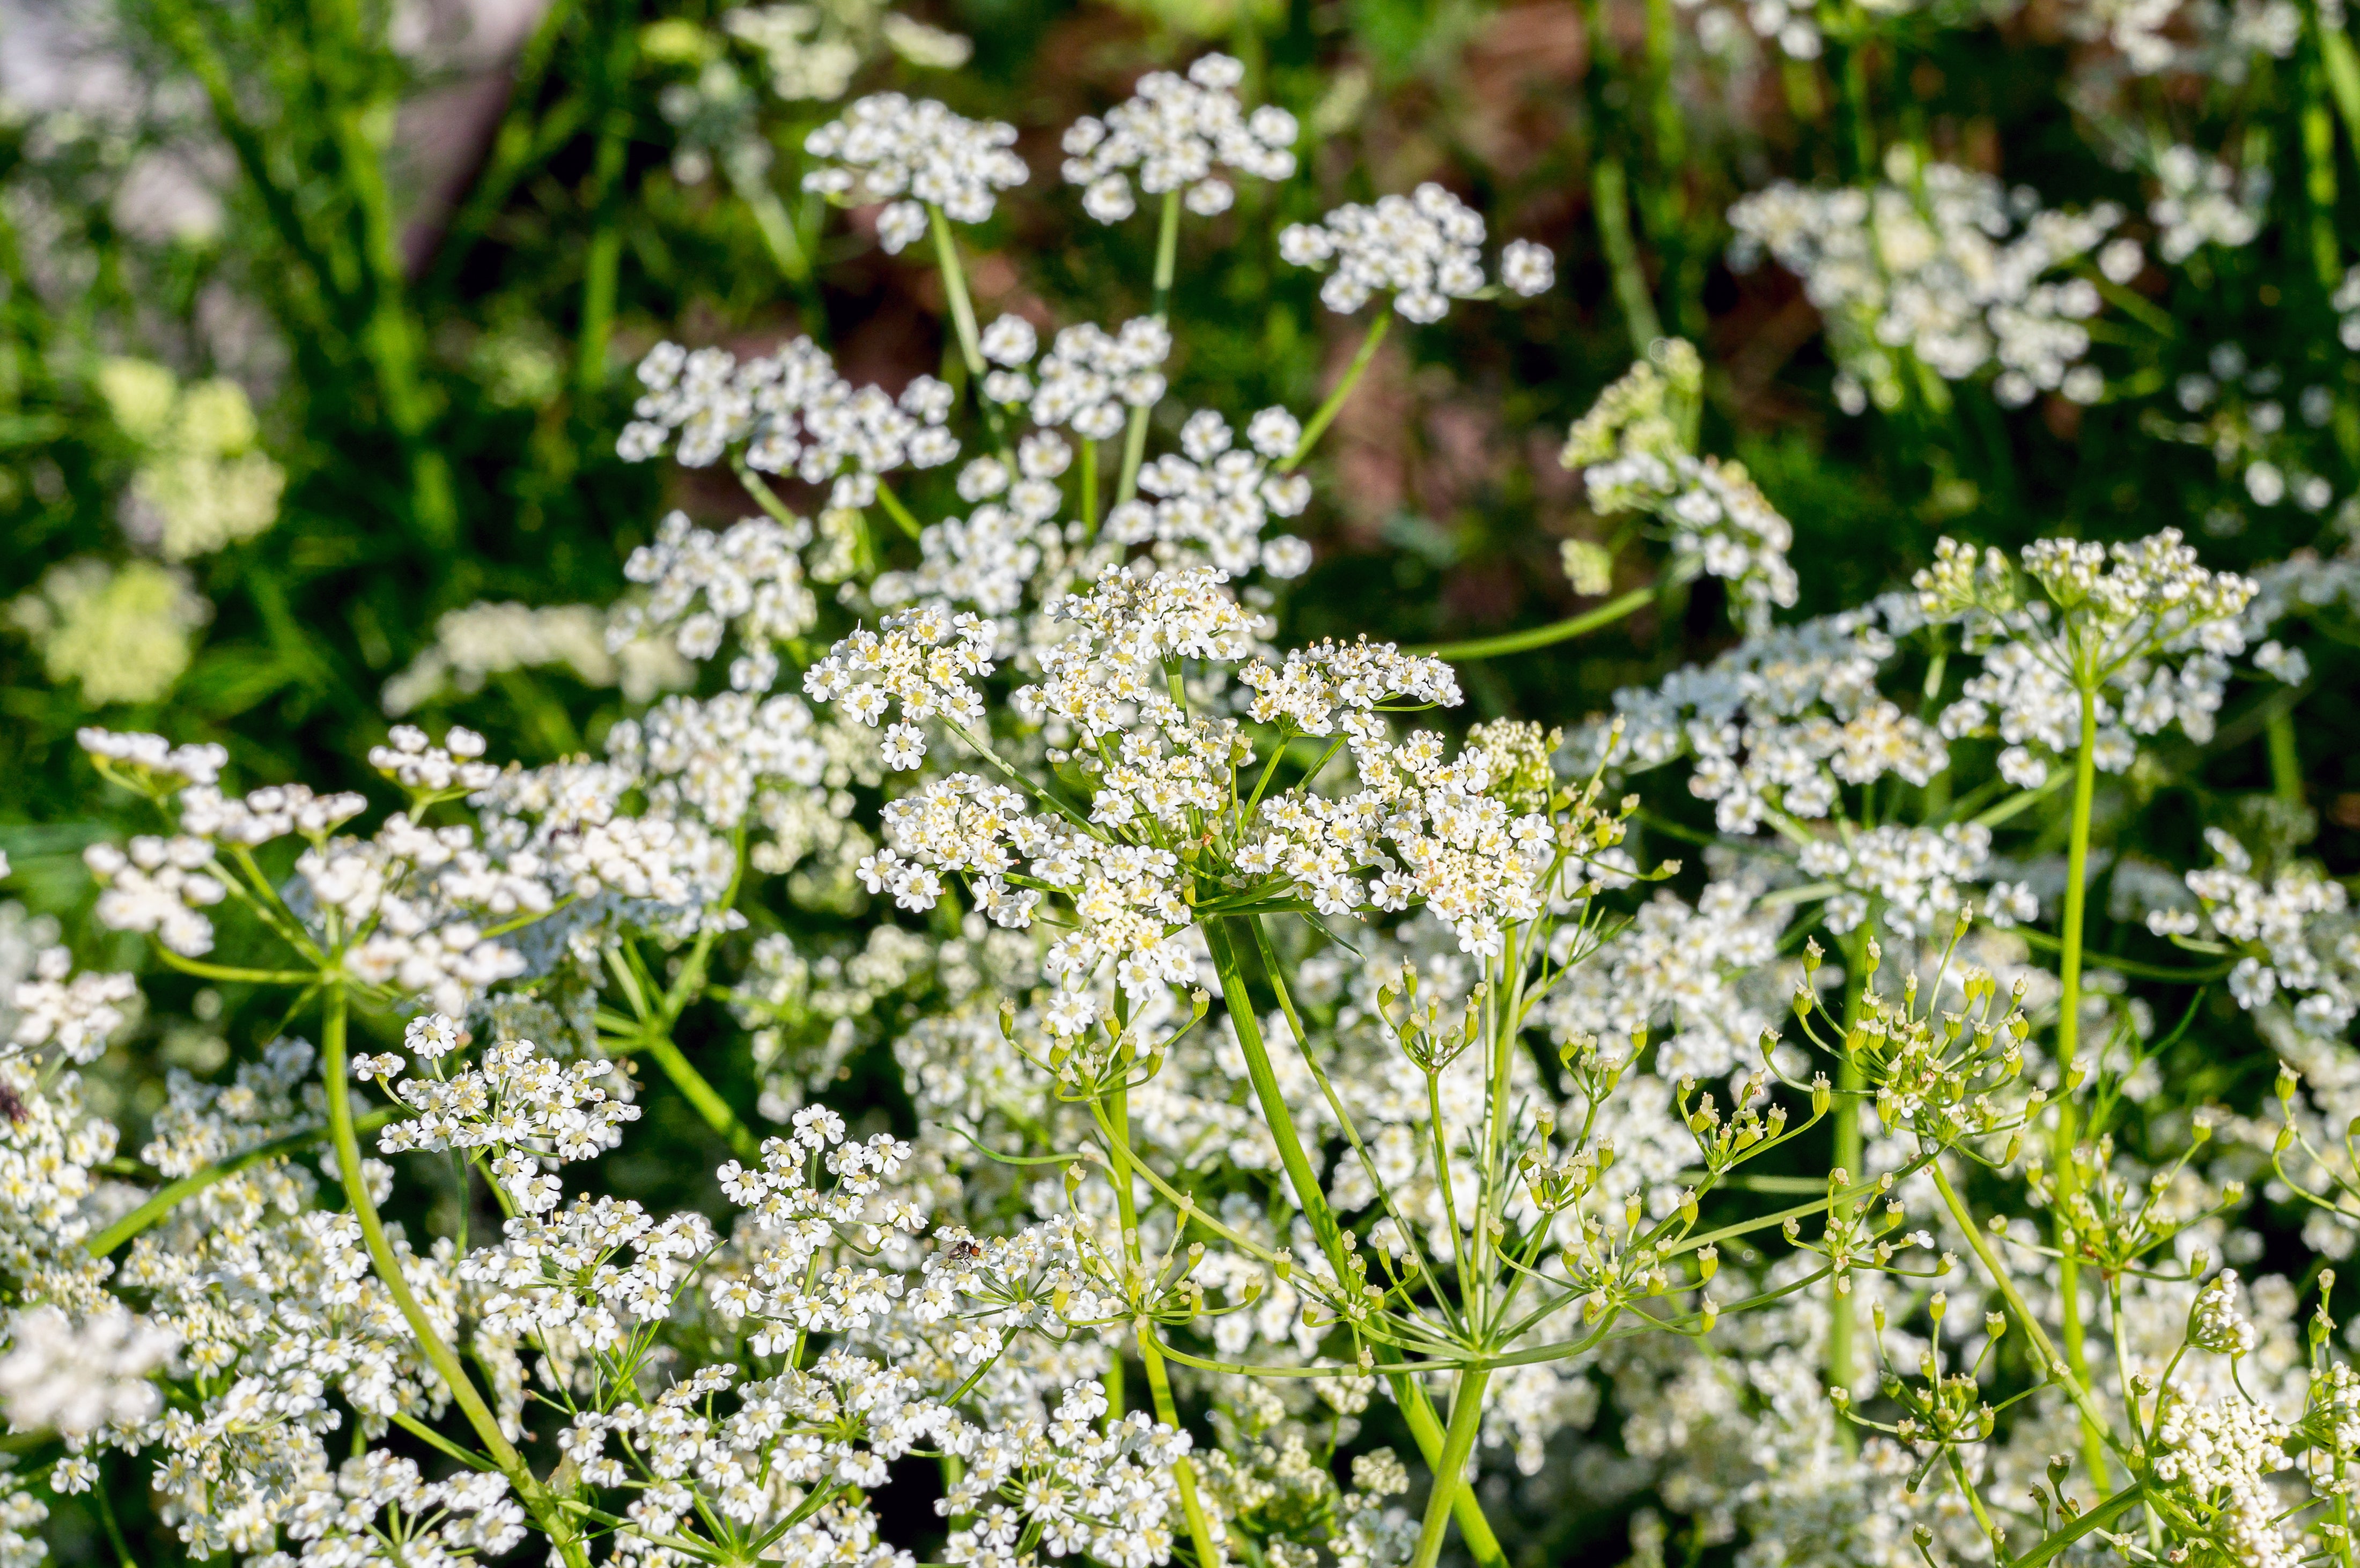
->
5;0;2360;1556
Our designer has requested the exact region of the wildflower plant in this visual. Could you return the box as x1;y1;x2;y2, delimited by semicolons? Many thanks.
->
2;12;2359;1568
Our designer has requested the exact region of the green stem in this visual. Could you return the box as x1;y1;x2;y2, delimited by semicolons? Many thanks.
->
1927;1159;2116;1469
1836;23;1876;178
313;1;456;546
640;1032;759;1161
1200;916;1506;1567
1280;309;1392;474
1104;1077;1224;1567
1825;929;1867;1452
741;178;813;284
85;1106;403;1258
573;4;637;399
875;483;924;541
1591;157;1662;354
91;1460;135;1568
321;983;586;1567
2267;704;2306;807
1408;1368;1492;1568
928;204;1009;457
2305;56;2344;291
1081;438;1100;536
930;204;990;381
1410;580;1661;661
2320;18;2360;167
1149;185;1183;312
2004;1483;2147;1568
428;0;580;291
2054;684;2109;1490
1114;190;1186;508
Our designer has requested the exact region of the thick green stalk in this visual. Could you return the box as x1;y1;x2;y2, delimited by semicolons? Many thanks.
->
329;136;458;539
1200;918;1506;1567
739;178;796;277
1835;23;1876;178
1408;1369;1492;1568
1105;1079;1225;1567
309;0;458;545
1640;0;1699;337
2008;1484;2149;1568
321;984;586;1567
2267;705;2306;807
2320;20;2360;161
2304;58;2343;292
2053;684;2109;1489
91;1465;135;1568
429;0;581;291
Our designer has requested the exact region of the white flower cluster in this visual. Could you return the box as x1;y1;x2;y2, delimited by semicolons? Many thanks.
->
1062;53;1298;223
75;726;228;790
2150;145;2269;263
617;337;958;494
724;0;971;105
1561;343;1800;631
2147;829;2357;1032
0;1305;175;1438
1280;183;1553;321
1109;408;1314;578
1729;147;2120;410
2061;0;2300;76
822;567;1589;971
610;510;824;693
262;1454;527;1568
82;834;231;957
368;723;496;797
1800;823;1993;938
1917;529;2257;787
801;92;1028;252
2151;1391;2298;1568
380;599;691;716
940;1380;1192;1568
367;1018;641;1213
980;315;1169;440
8;947;137;1063
1539;878;1784;1079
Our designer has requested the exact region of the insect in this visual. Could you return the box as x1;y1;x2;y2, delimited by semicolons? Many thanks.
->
945;1237;985;1264
0;1082;25;1125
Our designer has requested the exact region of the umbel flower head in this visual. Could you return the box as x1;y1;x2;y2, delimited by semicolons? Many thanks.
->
615;336;958;497
802;92;1028;253
6;558;212;707
1281;183;1554;321
1729;146;2121;411
1061;53;1299;222
97;358;285;563
1561;342;1798;631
